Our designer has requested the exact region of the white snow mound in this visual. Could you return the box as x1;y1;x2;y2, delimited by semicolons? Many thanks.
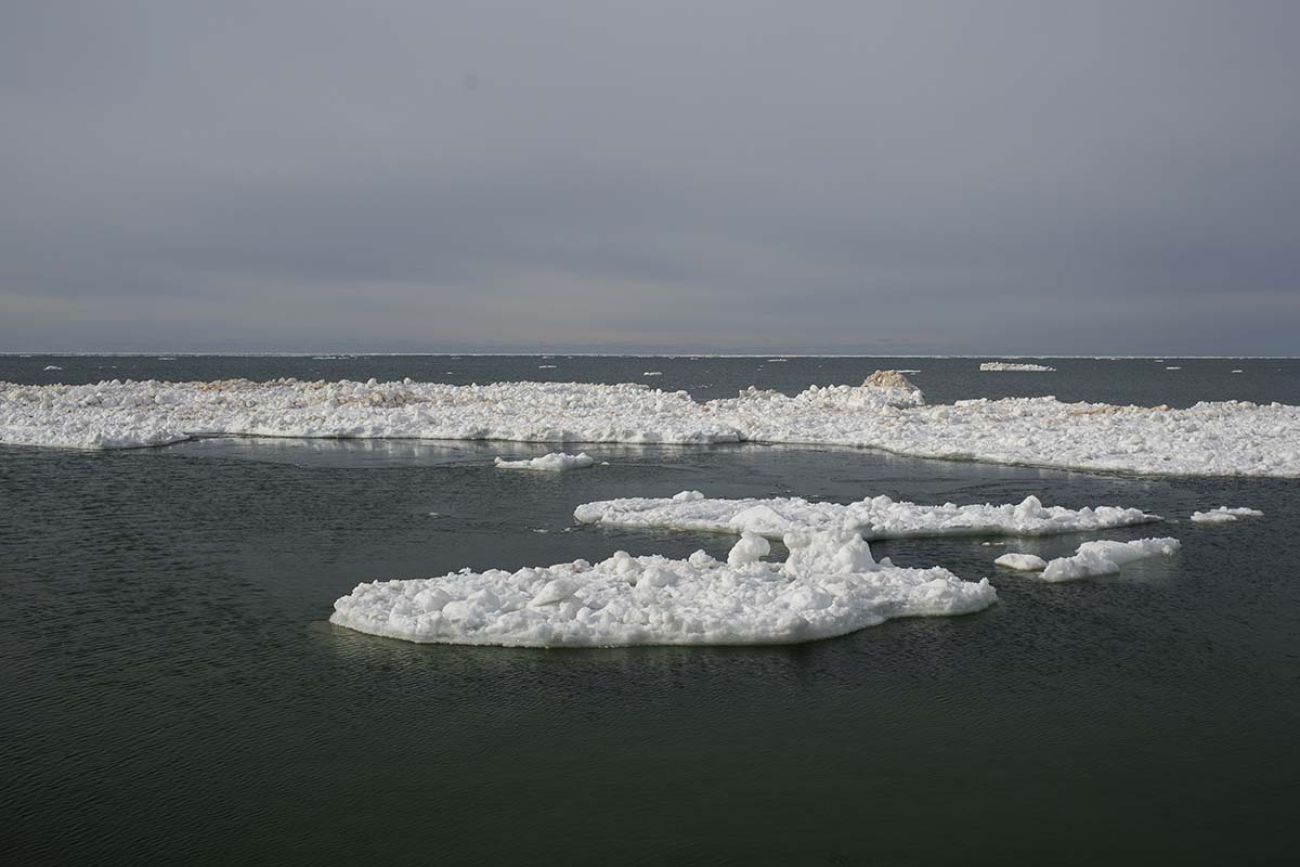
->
3;375;1299;477
1190;506;1263;524
1040;537;1181;583
494;452;595;472
574;493;1157;540
329;530;998;647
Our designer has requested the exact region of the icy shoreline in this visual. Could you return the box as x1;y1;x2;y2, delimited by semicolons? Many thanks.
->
3;376;1298;477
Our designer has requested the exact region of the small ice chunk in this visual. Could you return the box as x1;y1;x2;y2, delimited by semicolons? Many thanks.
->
1190;506;1263;524
1040;537;1180;583
727;532;771;566
43;365;63;371
994;553;1047;571
494;452;595;472
643;371;663;376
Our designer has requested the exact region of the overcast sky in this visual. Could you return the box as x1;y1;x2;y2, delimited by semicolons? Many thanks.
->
2;1;1297;354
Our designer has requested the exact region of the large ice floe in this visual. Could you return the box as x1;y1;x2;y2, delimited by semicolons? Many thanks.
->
1189;506;1264;524
3;372;1299;476
494;452;594;472
1039;538;1181;582
574;492;1158;541
329;530;998;647
979;362;1056;372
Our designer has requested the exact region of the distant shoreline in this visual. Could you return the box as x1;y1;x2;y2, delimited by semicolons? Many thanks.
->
2;352;1297;360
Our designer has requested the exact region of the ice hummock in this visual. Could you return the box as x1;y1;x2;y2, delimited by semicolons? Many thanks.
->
494;451;595;472
4;375;1299;477
574;492;1158;541
328;530;997;647
979;362;1056;372
1040;537;1181;582
1189;506;1264;524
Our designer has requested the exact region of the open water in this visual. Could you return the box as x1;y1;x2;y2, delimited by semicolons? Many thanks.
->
2;356;1297;864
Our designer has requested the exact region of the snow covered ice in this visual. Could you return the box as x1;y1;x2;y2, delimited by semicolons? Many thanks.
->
575;492;1158;541
329;530;997;647
1190;507;1264;524
1040;538;1181;583
494;452;595;472
979;362;1056;372
3;374;1299;476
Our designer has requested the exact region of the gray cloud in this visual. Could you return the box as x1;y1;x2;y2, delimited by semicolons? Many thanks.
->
2;0;1298;353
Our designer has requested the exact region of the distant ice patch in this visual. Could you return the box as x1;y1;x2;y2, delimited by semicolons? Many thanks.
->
1190;506;1263;524
329;530;997;647
1040;538;1181;583
494;452;595;472
979;362;1056;372
575;492;1158;541
43;365;62;371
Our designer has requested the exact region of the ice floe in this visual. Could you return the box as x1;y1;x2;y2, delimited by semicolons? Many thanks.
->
979;362;1056;372
1189;506;1264;524
328;530;997;647
574;492;1158;540
994;553;1047;571
3;375;1299;477
494;451;595;472
1040;537;1181;582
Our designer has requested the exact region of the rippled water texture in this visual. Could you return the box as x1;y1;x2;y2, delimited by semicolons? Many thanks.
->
2;357;1297;864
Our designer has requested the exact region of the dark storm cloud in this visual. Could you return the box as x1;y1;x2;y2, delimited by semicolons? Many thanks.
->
2;0;1298;353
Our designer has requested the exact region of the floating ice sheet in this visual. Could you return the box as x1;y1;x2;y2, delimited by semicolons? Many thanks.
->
574;492;1158;541
494;452;594;472
979;362;1056;372
3;375;1298;477
1040;538;1181;582
1189;506;1264;524
329;530;997;647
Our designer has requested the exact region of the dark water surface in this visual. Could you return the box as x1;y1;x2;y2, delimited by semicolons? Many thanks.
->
2;357;1297;864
